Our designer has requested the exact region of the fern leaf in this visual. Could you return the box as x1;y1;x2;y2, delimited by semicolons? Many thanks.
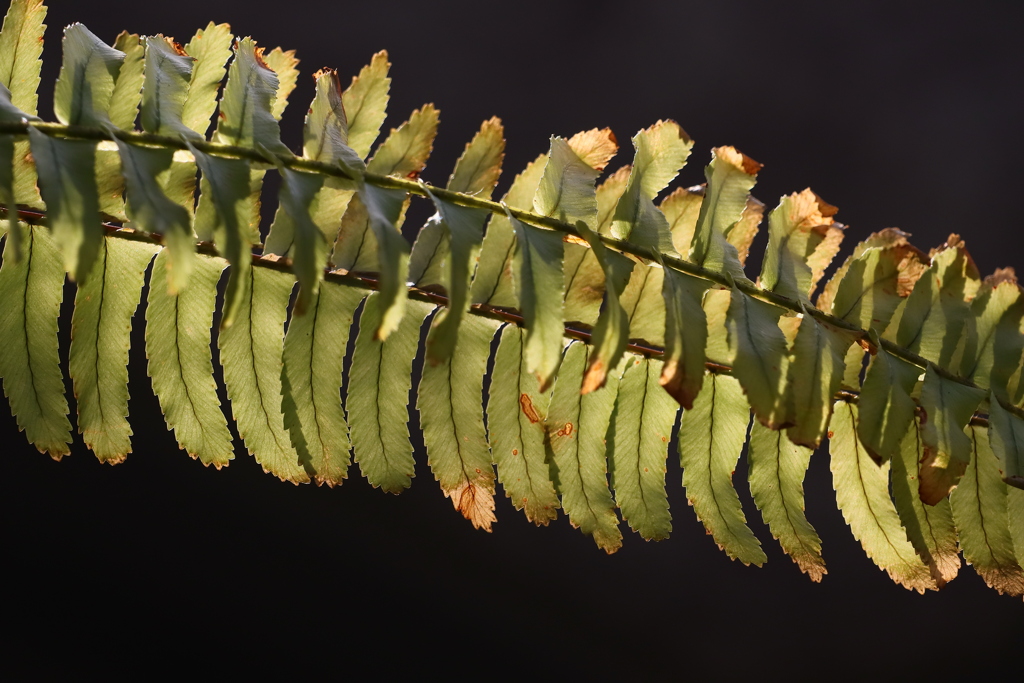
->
115;140;193;292
679;372;766;565
488;324;560;525
890;420;960;586
0;82;28;260
962;271;1023;397
533;136;602;223
0;222;71;457
107;31;144;131
281;281;365;485
829;400;935;592
301;67;362;172
140;35;195;138
261;46;299;120
758;189;839;303
53;23;123;127
219;266;307;483
69;235;157;462
949;425;1024;596
545;341;623;553
366;104;438;178
857;340;921;463
349;293;430;492
341;51;390;160
511;214;564;391
0;0;45;207
918;366;986;504
726;285;789;428
988;394;1024;488
146;251;233;468
446;115;503;197
611;121;691;253
608;356;676;540
1008;487;1024;567
620;259;665;348
419;314;500;530
659;267;708;409
27;127;103;282
213;37;288;153
274;167;327;313
180;22;233;137
689;146;759;271
358;183;410;340
748;421;825;580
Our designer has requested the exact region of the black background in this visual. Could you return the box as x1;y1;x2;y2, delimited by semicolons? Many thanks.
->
5;0;1023;678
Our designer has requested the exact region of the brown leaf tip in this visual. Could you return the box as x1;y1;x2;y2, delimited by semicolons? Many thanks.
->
983;267;1017;288
715;146;763;176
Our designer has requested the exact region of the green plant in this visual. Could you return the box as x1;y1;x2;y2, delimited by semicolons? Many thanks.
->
1;0;1021;599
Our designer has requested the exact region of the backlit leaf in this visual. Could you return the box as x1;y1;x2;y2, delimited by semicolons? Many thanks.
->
342;50;390;160
689;146;759;269
140;35;194;138
758;189;839;303
213;37;288;153
0;0;46;207
53;23;123;127
727;285;789;428
180;22;233;137
533;136;601;222
988;394;1024;488
659;265;709;409
511;214;564;391
107;31;144;130
960;270;1023;397
857;338;921;463
274;167;327;313
918;366;986;505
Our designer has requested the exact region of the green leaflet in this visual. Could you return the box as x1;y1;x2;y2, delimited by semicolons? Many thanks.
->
546;341;623;553
893;241;977;370
726;285;789;428
662;184;704;256
679;372;765;565
219;266;306;483
115;140;193;292
300;67;362;174
857;339;921;463
274;167;327;314
140;35;195;138
988;394;1024;487
180;22;233;137
188;145;252;327
608;356;677;541
53;23;123;127
1009;487;1024;567
758;189;841;303
447;116;504;197
689;146;758;268
891;419;960;586
261;47;299;120
748;421;824;580
0;82;27;260
146;251;233;468
349;293;431;493
212;37;288;153
488;324;560;525
659;265;709;409
341;50;390;160
281;281;365;485
610;120;692;253
359;183;410;340
961;273;1023;397
620;259;665;347
470;152;545;308
918;366;986;505
511;215;564;391
829;400;935;592
577;220;633;393
419;314;500;531
0;223;71;457
27;127;103;282
107;31;144;130
365;104;439;178
0;0;45;207
784;315;861;448
69;235;157;462
949;425;1024;597
533;136;601;223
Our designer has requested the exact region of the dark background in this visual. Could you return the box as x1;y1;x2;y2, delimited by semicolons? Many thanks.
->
5;0;1023;678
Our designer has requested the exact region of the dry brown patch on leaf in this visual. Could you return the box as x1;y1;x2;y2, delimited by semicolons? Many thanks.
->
519;393;541;423
446;480;497;532
568;128;618;171
713;145;763;176
983;267;1018;288
787;188;837;231
807;222;846;294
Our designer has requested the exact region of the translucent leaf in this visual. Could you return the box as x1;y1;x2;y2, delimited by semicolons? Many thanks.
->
180;22;233;137
470;153;545;308
261;46;299;120
107;31;144;130
1008;487;1024;567
419;314;500;531
366;104;438;177
988;394;1024;488
140;35;195;138
281;281;365;485
511;216;564;391
662;185;704;257
0;0;46;207
949;425;1024;596
659;266;709;409
275;167;327;313
891;419;960;586
359;183;410;340
619;259;665;347
27;127;103;282
69;236;158;462
679;372;765;565
342;50;390;160
545;341;623;553
857;340;921;463
610;120;691;253
349;293;431;493
115;140;193;292
727;286;789;428
488;324;560;525
0;82;27;260
212;37;288;153
689;146;759;270
219;266;307;483
53;23;123;127
758;189;840;303
447;116;504;197
918;366;986;504
608;356;677;540
748;421;824;580
829;400;935;592
960;270;1023;397
301;68;361;172
533;136;601;222
146;251;233;468
0;223;71;457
